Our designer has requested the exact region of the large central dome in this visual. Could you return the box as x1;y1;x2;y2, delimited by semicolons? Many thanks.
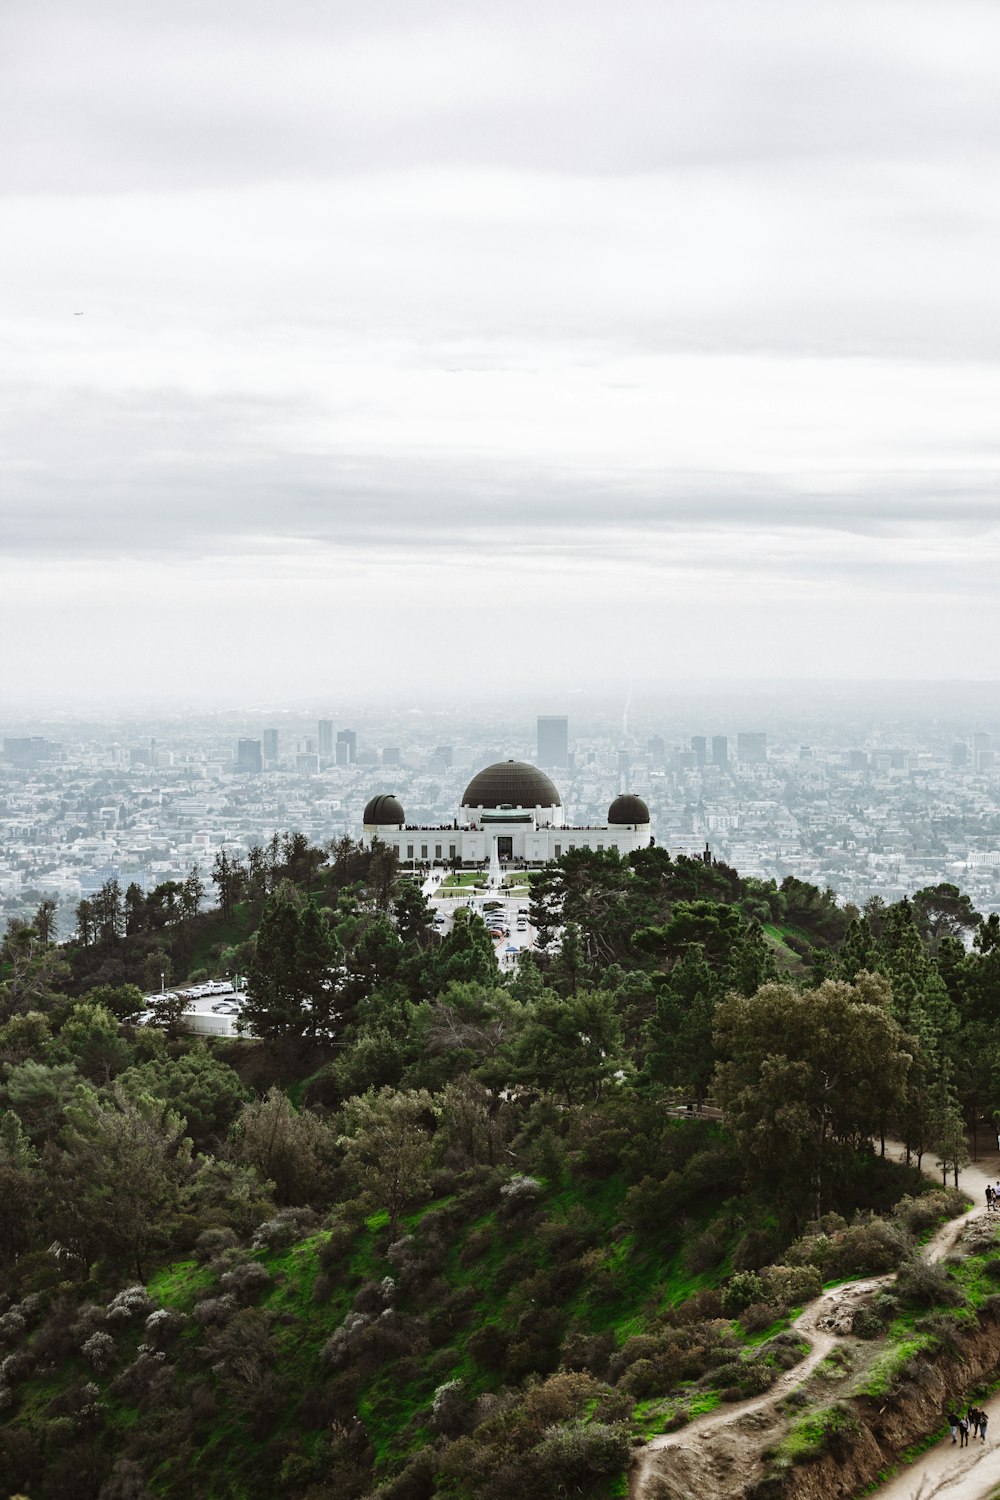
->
462;759;562;809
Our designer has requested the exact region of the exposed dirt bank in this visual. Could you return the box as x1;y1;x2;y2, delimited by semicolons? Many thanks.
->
630;1150;1000;1500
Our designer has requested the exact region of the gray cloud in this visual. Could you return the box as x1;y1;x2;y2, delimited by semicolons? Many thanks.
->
3;1;1000;192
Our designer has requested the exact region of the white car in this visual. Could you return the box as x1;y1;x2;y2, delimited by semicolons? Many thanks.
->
205;980;231;995
187;983;211;998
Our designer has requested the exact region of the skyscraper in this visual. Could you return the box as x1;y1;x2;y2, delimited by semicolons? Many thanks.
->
737;732;767;765
951;741;968;770
262;728;279;762
236;738;263;773
537;716;569;768
712;735;728;768
691;735;707;767
974;732;994;773
336;729;357;765
318;720;334;758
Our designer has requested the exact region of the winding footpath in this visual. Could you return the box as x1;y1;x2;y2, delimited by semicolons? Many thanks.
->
630;1150;1000;1500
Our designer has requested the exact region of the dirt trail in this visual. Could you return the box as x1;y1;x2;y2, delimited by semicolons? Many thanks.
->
629;1148;1000;1500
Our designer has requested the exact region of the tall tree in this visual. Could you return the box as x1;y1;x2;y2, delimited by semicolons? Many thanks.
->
714;975;911;1222
338;1087;435;1240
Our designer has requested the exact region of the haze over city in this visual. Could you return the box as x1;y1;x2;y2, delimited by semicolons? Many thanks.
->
4;0;1000;708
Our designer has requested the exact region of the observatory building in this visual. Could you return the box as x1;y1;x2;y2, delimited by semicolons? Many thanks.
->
361;760;651;867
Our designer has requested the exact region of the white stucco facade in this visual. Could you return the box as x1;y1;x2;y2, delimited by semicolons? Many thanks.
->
361;760;652;867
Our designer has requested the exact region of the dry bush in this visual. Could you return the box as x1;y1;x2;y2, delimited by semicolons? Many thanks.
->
219;1262;272;1305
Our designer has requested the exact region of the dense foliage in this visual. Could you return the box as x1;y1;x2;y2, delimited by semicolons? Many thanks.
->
0;841;997;1498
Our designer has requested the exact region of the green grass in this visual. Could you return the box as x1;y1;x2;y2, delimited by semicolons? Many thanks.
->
777;1404;858;1464
855;1335;932;1398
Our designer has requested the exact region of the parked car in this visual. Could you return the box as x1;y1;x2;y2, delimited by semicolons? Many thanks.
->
205;980;230;995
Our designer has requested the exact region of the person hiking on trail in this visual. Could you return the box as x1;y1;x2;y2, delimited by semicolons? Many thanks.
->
981;1411;989;1442
960;1415;970;1447
987;1186;994;1212
950;1414;960;1444
968;1407;981;1438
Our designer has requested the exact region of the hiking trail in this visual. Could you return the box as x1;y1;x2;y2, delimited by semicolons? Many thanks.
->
629;1148;1000;1500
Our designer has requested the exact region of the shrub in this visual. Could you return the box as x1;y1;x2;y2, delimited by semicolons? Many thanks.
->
722;1271;765;1315
105;1286;153;1325
432;1378;470;1436
194;1227;239;1263
740;1302;783;1334
530;1419;631;1493
219;1263;272;1305
851;1302;881;1338
191;1294;238;1327
893;1189;968;1237
251;1206;319;1251
669;1288;724;1324
686;1223;729;1273
81;1331;117;1373
895;1256;963;1310
372;1448;438;1500
143;1308;187;1348
460;1226;495;1267
760;1264;822;1310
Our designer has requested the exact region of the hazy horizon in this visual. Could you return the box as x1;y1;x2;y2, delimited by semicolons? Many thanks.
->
3;1;999;707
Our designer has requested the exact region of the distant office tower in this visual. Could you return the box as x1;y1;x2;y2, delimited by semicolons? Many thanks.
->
951;741;968;769
262;728;279;761
848;750;868;771
336;730;357;765
647;734;666;765
799;745;814;761
296;752;319;774
617;749;630;780
974;732;994;773
737;732;767;765
691;735;707;767
2;736;61;766
537;716;569;768
382;747;402;766
712;735;729;768
434;744;454;769
318;720;334;758
236;738;263;773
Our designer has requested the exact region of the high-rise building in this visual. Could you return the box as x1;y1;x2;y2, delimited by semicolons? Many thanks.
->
951;741;968;769
537;716;569;768
737;732;767;765
382;747;402;766
434;744;454;769
336;729;357;765
691;735;707;767
647;735;666;765
712;735;729;768
318;720;334;758
974;732;994;773
2;736;61;766
617;749;631;780
236;738;263;773
262;728;279;762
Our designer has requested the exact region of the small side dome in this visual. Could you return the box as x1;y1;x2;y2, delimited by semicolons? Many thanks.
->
608;793;649;825
364;793;405;825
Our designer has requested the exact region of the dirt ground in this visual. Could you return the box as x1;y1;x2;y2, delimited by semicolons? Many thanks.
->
629;1145;1000;1500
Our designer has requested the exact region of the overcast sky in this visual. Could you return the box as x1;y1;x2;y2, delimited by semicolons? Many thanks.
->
2;0;999;710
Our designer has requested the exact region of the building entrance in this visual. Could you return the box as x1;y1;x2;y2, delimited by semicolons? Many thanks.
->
497;836;513;860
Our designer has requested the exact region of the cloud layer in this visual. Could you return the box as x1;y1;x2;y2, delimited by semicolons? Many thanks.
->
2;0;998;704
